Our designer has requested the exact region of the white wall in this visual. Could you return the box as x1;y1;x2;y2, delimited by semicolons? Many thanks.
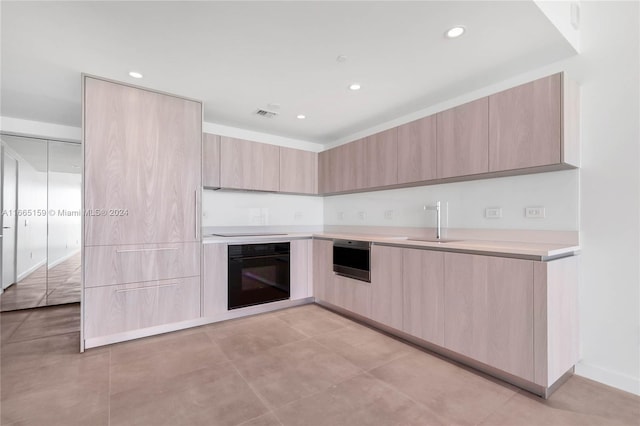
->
324;170;578;231
202;190;323;227
569;1;639;395
47;171;81;267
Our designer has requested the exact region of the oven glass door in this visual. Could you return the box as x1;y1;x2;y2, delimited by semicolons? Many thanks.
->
228;252;290;310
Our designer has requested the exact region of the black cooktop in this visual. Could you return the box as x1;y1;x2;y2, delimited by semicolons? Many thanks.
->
209;233;288;237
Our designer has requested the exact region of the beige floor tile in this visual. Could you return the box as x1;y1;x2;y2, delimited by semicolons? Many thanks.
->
240;412;283;426
1;351;110;426
275;305;353;337
207;316;308;361
6;304;80;343
312;323;416;371
110;331;230;394
274;373;446;426
480;377;640;426
370;351;516;426
234;339;363;409
110;362;269;426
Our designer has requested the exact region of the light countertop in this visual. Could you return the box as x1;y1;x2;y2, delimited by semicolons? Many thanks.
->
203;232;579;261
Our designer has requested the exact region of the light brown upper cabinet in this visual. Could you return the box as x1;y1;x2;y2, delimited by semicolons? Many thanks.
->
397;115;437;184
489;73;579;171
363;128;398;188
220;137;280;191
84;77;202;246
437;97;489;179
318;139;364;194
203;133;221;188
279;147;318;194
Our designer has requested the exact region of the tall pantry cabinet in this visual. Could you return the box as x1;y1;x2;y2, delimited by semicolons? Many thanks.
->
82;76;203;348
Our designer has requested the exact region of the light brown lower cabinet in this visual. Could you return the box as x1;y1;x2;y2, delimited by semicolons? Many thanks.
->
84;277;200;339
290;239;313;300
203;242;228;318
312;239;336;304
402;248;445;346
333;275;371;318
444;253;535;381
370;245;403;330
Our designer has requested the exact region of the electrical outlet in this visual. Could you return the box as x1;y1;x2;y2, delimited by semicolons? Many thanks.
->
294;211;303;220
525;206;546;218
384;210;394;220
337;211;344;221
357;211;365;220
485;207;502;219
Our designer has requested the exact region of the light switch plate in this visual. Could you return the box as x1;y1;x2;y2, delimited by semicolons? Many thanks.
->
525;206;546;218
384;210;394;220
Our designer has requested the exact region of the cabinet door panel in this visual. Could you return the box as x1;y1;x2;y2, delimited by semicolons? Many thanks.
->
444;253;534;381
437;98;489;179
279;147;317;194
364;128;398;188
402;248;444;345
84;77;202;245
370;245;403;330
220;137;279;191
84;277;200;338
203;133;221;188
489;74;561;171
334;275;371;317
203;243;228;317
397;116;437;184
290;239;312;300
84;242;200;288
312;239;335;304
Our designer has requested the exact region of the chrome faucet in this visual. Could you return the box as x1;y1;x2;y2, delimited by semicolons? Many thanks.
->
423;201;441;240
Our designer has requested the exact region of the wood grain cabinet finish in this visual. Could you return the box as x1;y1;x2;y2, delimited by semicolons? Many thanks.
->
397;115;437;184
333;275;371;318
203;133;221;188
279;147;318;194
489;73;563;172
84;277;201;339
437;97;489;179
290;239;312;300
318;140;364;194
84;77;202;246
363;128;398;188
84;242;200;288
203;243;228;318
220;137;280;191
312;239;336;304
402;248;444;346
444;252;534;382
370;245;403;330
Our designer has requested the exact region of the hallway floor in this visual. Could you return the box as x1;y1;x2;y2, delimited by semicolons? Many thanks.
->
1;303;638;426
0;252;81;311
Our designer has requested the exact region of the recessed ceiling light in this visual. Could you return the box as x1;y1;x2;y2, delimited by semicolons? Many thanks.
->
128;71;143;79
445;26;466;39
297;114;306;119
349;83;361;91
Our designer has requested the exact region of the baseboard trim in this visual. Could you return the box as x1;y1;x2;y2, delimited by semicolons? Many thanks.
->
16;258;47;282
48;249;81;269
575;361;640;396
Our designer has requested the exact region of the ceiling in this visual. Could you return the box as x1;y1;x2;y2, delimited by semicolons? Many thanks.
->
1;1;576;144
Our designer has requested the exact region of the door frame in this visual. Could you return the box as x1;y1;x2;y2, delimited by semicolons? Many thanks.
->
1;147;19;290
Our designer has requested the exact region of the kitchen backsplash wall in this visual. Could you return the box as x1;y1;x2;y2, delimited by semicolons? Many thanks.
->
324;169;579;231
202;190;324;227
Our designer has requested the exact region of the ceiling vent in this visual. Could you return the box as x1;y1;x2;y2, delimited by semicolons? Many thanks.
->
255;109;279;118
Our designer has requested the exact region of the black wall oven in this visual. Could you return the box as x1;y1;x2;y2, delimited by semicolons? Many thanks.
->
228;242;290;310
333;239;371;282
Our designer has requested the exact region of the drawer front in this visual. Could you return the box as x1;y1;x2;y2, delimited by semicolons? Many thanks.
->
84;277;200;338
84;242;200;287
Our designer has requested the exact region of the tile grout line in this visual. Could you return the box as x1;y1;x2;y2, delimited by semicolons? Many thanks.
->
228;361;283;425
473;389;520;426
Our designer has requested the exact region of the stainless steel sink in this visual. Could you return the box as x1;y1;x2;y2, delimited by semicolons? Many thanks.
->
407;238;459;244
